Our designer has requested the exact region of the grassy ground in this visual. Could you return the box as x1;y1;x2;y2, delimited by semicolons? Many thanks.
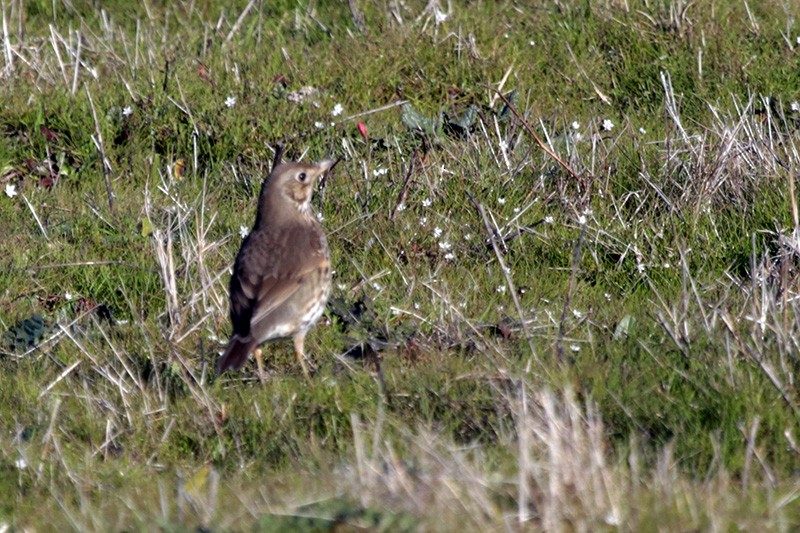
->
2;0;800;530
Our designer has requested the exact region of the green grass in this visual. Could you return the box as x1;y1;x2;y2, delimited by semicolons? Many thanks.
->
2;0;800;530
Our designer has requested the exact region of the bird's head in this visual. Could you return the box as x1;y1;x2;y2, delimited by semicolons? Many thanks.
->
257;159;337;226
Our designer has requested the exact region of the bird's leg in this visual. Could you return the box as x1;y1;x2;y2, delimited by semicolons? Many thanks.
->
254;348;266;384
293;333;316;381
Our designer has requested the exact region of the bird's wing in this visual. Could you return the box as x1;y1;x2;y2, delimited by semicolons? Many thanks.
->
229;224;327;336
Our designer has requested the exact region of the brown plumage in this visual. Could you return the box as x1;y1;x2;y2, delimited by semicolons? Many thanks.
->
216;154;336;378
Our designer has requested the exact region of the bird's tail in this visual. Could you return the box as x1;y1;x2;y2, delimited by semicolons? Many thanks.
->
216;336;255;375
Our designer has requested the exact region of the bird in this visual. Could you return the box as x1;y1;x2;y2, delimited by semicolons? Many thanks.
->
216;148;337;380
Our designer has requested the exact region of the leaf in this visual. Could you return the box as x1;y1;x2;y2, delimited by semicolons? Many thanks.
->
499;89;519;120
3;314;46;353
613;315;635;340
140;218;154;237
401;103;439;135
444;104;479;138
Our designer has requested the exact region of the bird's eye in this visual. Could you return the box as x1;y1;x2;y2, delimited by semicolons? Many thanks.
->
298;172;307;182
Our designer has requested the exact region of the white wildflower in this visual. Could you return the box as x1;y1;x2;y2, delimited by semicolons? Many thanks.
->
544;216;554;224
239;225;249;239
372;168;388;177
225;95;237;108
4;183;17;198
497;197;506;205
464;233;472;241
602;119;614;131
122;106;133;117
331;103;344;116
571;120;580;130
578;215;587;225
444;252;455;260
572;309;584;319
314;121;325;129
438;240;452;251
496;285;507;294
529;40;535;46
419;216;427;226
434;8;448;24
433;226;443;238
792;101;800;112
663;262;670;269
65;291;73;301
396;203;406;212
570;344;581;352
372;282;382;291
14;458;27;469
422;197;432;207
639;127;647;134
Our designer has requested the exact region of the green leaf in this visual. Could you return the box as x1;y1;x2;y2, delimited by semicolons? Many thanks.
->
401;103;439;135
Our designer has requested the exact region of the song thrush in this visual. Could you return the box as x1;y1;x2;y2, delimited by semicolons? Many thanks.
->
216;152;336;379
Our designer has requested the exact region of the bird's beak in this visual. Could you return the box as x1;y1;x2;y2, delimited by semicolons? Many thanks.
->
317;158;340;174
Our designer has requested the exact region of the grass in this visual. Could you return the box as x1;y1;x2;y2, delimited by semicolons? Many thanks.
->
2;0;800;530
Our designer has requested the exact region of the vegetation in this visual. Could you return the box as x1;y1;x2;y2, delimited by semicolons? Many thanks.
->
2;0;800;529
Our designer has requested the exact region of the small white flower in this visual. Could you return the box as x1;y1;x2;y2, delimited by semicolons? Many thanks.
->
314;121;325;129
513;207;520;213
372;282;382;291
419;216;427;226
792;101;800;112
637;263;646;273
115;319;129;326
122;105;133;117
444;252;455;260
433;226;443;238
572;309;584;319
796;36;800;45
602;119;614;131
225;95;236;108
604;293;612;301
575;132;584;141
639;127;647;134
396;203;406;212
496;285;507;294
422;197;432;207
372;167;388;177
434;9;448;24
498;140;508;152
316;212;324;222
571;120;580;130
497;197;506;205
4;183;17;198
544;216;554;224
570;344;580;352
208;333;219;342
438;240;452;251
529;40;535;46
239;225;249;239
504;33;509;39
14;458;27;469
331;103;344;116
464;233;472;241
663;262;670;269
65;291;73;301
578;215;587;225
